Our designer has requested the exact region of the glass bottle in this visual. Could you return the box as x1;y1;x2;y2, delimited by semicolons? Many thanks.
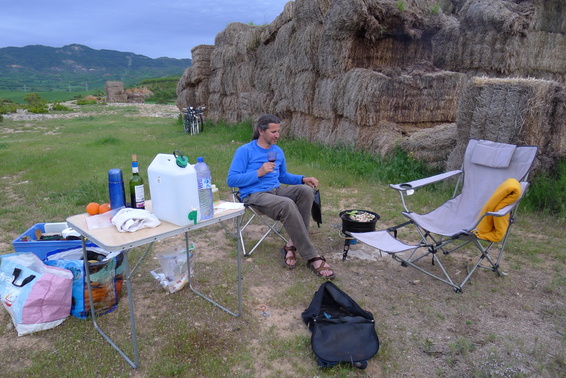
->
129;154;145;209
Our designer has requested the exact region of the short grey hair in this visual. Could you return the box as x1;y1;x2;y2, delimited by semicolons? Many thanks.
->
252;114;281;140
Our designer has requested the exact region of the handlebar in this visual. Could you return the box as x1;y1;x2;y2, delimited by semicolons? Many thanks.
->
182;106;206;114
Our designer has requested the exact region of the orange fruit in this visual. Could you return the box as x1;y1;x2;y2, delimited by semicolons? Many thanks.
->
86;202;100;215
99;203;111;214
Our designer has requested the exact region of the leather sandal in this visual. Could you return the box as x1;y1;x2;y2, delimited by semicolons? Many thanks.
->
307;256;335;280
281;245;297;269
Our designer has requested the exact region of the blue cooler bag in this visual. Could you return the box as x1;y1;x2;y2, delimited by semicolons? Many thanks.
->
45;247;124;319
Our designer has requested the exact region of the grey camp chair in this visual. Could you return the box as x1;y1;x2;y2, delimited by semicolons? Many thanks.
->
231;188;287;257
351;139;537;292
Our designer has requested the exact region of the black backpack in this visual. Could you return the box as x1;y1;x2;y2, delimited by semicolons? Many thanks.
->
301;281;379;369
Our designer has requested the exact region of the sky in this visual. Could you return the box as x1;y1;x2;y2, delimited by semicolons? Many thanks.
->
1;0;291;60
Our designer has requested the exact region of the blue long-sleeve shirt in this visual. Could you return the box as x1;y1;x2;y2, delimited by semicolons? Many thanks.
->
227;140;303;199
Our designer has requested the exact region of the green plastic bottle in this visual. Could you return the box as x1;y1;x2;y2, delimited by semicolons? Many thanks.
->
129;154;145;209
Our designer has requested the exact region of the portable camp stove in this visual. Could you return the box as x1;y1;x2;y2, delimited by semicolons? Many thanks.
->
339;209;380;260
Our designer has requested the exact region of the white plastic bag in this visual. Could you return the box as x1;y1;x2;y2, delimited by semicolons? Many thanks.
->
150;243;195;294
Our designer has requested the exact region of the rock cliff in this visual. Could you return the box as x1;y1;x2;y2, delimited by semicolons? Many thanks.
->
177;0;565;171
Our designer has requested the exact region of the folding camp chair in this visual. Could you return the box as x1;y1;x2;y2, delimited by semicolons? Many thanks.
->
231;188;287;257
351;139;537;292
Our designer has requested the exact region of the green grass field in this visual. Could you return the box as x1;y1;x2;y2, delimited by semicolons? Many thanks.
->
0;89;95;104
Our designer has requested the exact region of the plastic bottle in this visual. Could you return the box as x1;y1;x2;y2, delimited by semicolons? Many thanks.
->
129;154;145;209
194;157;214;220
108;168;126;210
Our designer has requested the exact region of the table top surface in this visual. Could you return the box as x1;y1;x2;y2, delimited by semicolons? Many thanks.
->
66;200;245;252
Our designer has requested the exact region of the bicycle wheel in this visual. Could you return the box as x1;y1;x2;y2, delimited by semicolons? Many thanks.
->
183;113;192;134
198;114;204;133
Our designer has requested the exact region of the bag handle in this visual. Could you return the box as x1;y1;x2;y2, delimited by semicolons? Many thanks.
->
11;268;36;287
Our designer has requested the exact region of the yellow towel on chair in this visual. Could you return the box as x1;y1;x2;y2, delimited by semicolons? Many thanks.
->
475;178;521;242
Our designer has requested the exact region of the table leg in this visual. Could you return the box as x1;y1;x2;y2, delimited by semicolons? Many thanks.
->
82;238;140;368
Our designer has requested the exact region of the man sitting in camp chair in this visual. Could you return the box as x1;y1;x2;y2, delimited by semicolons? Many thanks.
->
227;114;335;279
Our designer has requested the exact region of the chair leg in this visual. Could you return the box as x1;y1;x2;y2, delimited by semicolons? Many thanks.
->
391;248;463;292
239;209;287;257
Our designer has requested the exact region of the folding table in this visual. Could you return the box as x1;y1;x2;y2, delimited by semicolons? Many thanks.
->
66;201;245;368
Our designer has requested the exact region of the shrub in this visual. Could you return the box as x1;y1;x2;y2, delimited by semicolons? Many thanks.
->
23;92;47;108
76;99;98;105
523;158;566;218
52;102;73;111
28;105;49;114
146;88;176;104
0;98;23;114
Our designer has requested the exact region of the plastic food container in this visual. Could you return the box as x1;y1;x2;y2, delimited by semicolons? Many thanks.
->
12;222;97;260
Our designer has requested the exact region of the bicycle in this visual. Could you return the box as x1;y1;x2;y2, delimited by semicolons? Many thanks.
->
182;106;205;135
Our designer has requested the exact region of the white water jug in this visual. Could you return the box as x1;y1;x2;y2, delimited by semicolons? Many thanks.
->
148;152;200;226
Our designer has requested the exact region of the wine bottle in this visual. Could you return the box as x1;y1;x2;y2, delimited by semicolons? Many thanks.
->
129;154;145;209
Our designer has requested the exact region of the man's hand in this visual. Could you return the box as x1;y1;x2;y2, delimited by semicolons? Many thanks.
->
258;162;275;177
302;176;319;189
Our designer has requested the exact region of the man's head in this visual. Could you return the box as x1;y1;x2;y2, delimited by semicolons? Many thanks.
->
253;114;281;147
253;114;281;140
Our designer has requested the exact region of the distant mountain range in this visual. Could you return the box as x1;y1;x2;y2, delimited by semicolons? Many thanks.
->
0;44;191;92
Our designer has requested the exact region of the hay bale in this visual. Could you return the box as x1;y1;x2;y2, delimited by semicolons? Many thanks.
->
317;38;352;76
126;92;145;103
288;23;324;73
433;0;565;83
312;77;339;118
235;62;255;93
357;121;406;156
459;0;534;35
447;76;564;172
105;81;126;103
293;0;330;26
248;91;272;118
176;67;192;95
214;22;257;47
234;27;264;55
208;69;223;94
348;37;433;71
289;71;317;114
533;0;566;34
335;68;465;127
400;123;458;168
377;70;466;125
189;45;214;83
206;93;224;121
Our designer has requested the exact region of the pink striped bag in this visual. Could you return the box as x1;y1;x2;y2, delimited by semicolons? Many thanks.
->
0;252;73;336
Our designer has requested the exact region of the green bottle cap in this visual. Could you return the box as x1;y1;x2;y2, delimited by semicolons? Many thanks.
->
173;150;189;168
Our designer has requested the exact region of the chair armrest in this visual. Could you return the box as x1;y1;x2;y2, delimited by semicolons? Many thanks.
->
484;204;516;217
483;181;529;217
470;181;529;230
471;203;516;231
389;170;462;192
